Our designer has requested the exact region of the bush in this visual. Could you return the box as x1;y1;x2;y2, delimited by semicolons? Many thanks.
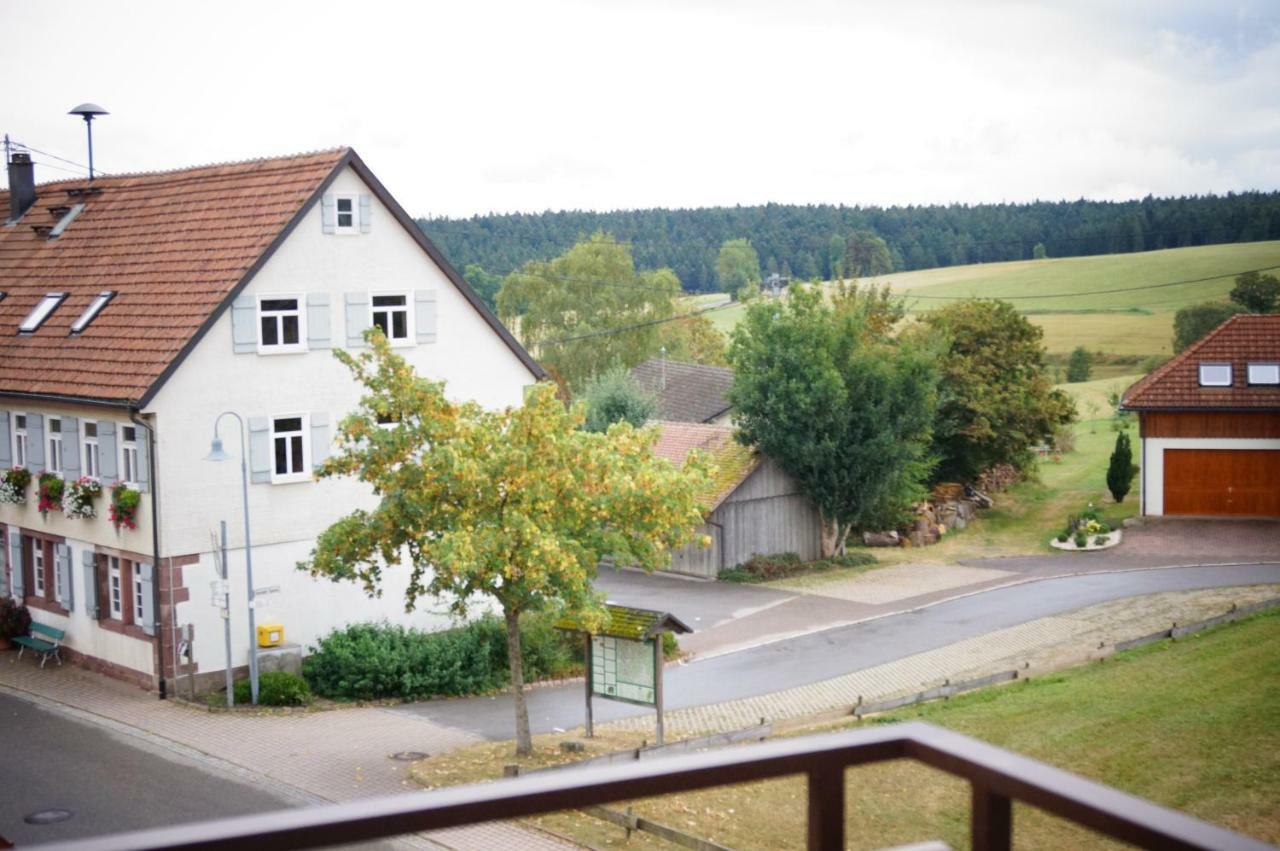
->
0;598;31;640
1055;533;1069;544
662;632;680;660
233;671;312;706
1066;346;1092;383
580;367;657;432
1107;432;1135;503
303;612;583;702
1094;535;1110;546
718;551;876;583
1074;532;1088;548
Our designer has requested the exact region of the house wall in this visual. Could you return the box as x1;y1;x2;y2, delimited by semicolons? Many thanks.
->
1140;436;1280;515
665;458;822;579
140;164;534;684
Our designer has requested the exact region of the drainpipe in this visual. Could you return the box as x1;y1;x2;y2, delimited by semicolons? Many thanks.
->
130;410;166;700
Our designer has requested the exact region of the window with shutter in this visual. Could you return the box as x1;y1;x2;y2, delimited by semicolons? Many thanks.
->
258;295;307;353
334;194;358;235
270;414;310;483
14;413;28;468
121;426;139;485
371;294;412;344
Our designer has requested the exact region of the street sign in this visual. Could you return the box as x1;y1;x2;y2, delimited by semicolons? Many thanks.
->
591;635;656;705
210;579;229;607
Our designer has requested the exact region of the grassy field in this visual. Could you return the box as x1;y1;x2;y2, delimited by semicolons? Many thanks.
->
412;608;1280;849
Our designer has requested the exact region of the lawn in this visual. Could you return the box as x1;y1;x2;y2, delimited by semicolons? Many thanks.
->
412;608;1280;849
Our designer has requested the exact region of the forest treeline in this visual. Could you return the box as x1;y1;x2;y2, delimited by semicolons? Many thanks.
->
417;192;1280;292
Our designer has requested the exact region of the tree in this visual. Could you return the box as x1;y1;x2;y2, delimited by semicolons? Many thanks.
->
580;366;657;432
1229;270;1280;313
301;333;710;755
1032;242;1047;260
496;233;681;391
462;263;504;312
1172;301;1246;353
657;312;728;366
1066;346;1092;383
1106;431;1135;503
922;299;1076;482
844;230;893;277
716;239;761;300
728;284;938;555
827;233;846;280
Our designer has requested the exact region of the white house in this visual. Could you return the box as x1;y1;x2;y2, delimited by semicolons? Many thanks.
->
0;148;542;692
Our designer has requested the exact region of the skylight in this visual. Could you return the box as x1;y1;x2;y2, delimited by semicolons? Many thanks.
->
70;291;116;334
19;293;68;333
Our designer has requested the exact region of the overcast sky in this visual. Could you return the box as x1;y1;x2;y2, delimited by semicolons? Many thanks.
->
3;1;1278;218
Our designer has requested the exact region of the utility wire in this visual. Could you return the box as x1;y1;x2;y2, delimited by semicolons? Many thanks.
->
895;264;1280;301
11;140;97;175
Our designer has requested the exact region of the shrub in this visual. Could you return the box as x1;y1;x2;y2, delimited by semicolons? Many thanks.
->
233;671;312;706
718;551;876;583
1055;533;1069;544
1107;432;1135;503
1094;535;1110;546
0;598;31;641
662;632;679;660
303;612;583;702
1051;425;1075;454
1066;346;1092;383
1073;532;1088;548
580;367;657;433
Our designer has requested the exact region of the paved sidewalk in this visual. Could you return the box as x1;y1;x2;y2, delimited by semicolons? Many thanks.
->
0;659;578;850
598;583;1280;738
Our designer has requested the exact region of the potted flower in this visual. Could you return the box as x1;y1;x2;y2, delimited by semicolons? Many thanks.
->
0;598;31;651
37;472;65;516
110;483;141;531
62;477;103;520
0;467;31;505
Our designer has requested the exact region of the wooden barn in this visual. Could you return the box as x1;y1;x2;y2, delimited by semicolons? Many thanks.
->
652;422;823;579
1121;314;1280;518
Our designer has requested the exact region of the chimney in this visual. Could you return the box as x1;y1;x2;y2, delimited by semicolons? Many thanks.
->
8;152;36;222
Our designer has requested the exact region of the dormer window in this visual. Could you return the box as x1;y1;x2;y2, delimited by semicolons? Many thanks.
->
1248;363;1280;386
1198;363;1232;387
70;291;116;334
19;293;67;333
335;195;356;233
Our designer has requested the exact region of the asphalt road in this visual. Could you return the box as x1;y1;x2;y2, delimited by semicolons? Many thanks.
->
395;562;1280;738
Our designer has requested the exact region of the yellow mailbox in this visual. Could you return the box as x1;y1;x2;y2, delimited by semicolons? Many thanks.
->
256;623;284;648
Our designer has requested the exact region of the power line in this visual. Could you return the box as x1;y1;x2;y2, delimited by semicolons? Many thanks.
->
895;264;1280;301
537;301;742;347
10;140;96;175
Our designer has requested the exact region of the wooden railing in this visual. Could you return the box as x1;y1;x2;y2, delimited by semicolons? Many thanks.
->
33;722;1272;851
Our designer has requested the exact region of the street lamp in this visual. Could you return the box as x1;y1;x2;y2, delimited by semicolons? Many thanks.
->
205;412;259;705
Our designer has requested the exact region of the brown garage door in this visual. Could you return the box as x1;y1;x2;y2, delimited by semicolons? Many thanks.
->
1163;449;1280;517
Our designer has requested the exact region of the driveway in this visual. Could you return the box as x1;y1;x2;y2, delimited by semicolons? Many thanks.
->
1116;518;1280;560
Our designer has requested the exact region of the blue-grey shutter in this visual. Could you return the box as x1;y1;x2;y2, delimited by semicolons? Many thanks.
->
9;535;22;599
310;412;330;469
415;290;437;344
345;293;370;347
231;294;257;354
56;543;73;611
26;414;45;471
138;563;156;635
135;423;151;493
321;194;336;234
0;412;10;469
248;417;271;484
61;416;81;480
307;293;332;349
98;421;119;485
358;195;372;234
82;550;99;618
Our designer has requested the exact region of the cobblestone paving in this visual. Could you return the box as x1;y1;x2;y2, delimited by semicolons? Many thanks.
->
795;562;1016;604
0;660;578;850
599;584;1280;739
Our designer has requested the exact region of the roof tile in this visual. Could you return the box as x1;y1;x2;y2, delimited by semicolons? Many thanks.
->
632;358;733;423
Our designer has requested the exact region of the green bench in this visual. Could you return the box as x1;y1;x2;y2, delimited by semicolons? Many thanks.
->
14;622;65;668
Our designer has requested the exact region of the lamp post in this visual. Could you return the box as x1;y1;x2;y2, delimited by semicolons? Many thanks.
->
205;412;259;706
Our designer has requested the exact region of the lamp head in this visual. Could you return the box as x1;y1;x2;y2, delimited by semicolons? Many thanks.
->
205;437;231;462
68;103;109;122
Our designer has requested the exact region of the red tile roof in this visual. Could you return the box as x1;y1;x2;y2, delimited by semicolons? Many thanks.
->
0;149;347;404
1122;314;1280;410
0;148;542;406
651;421;760;510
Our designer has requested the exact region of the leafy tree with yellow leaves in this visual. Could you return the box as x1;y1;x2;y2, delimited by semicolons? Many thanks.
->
301;332;711;754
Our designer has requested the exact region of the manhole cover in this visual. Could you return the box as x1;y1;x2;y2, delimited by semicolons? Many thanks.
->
390;751;429;761
25;809;73;825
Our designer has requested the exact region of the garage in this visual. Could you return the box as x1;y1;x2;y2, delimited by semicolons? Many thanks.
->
1163;449;1280;517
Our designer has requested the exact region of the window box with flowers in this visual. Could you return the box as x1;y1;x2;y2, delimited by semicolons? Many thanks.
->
109;484;141;531
0;467;32;505
62;477;103;520
37;472;66;516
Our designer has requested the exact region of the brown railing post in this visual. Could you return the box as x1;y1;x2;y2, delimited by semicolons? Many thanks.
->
971;781;1012;851
807;762;845;850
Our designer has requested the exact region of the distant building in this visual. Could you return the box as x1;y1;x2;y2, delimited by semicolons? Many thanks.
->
631;358;733;426
1121;314;1280;518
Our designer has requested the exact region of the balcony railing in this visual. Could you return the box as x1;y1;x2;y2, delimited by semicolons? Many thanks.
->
34;721;1271;851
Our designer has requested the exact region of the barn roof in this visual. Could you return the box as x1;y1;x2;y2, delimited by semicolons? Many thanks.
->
631;358;733;423
651;421;759;511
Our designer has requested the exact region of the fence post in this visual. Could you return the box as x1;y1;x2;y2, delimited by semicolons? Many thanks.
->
971;781;1012;851
806;761;845;851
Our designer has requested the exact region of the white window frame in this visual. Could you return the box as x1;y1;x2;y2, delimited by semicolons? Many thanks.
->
83;421;101;480
13;413;28;468
121;425;139;486
54;547;64;601
256;294;307;354
270;413;311;484
70;291;116;334
109;556;123;619
133;563;146;623
370;292;413;345
47;417;64;476
1198;363;1232;387
1246;363;1279;386
19;293;67;333
33;541;46;597
334;194;358;235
